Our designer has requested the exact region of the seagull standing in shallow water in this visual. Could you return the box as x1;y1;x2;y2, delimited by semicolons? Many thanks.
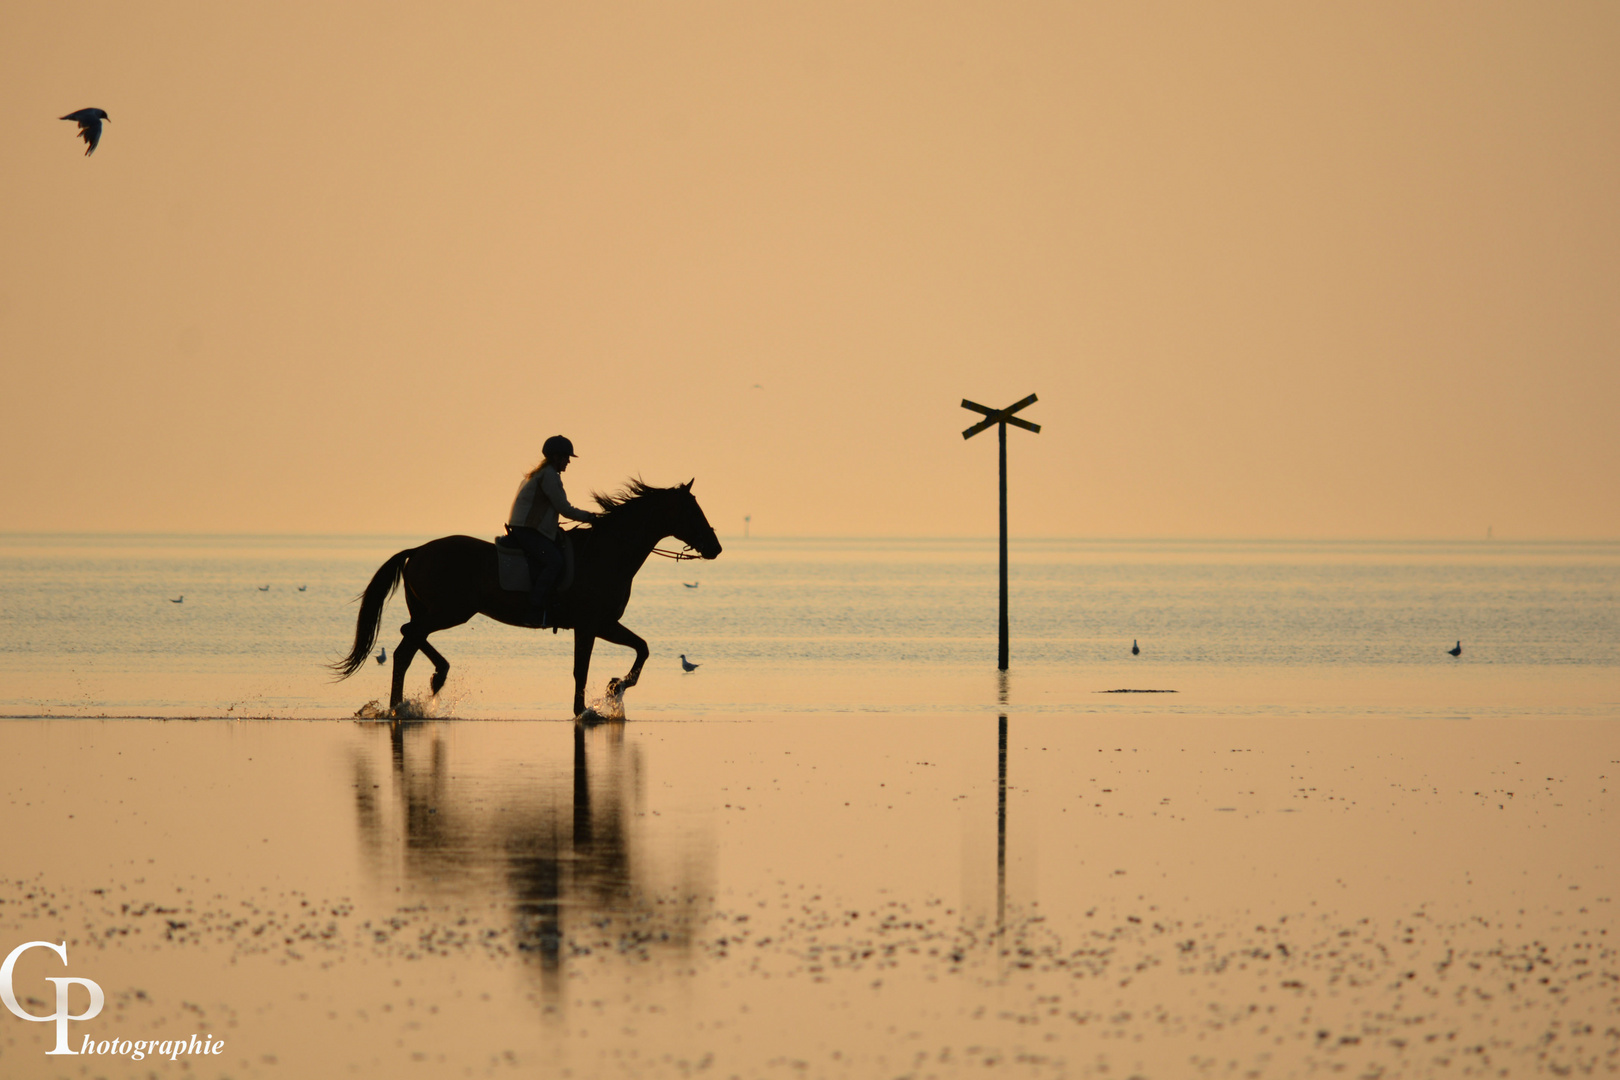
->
60;109;109;155
1448;641;1462;657
170;596;183;604
375;646;386;665
679;655;699;672
1131;639;1139;656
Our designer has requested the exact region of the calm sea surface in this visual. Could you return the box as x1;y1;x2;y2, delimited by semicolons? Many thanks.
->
1;535;1616;1078
0;534;1614;719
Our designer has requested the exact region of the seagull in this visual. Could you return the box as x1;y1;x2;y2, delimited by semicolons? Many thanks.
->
683;582;699;588
375;646;386;664
169;596;183;604
297;585;307;592
1448;641;1462;657
1131;639;1139;656
258;585;270;591
679;654;699;672
60;108;109;155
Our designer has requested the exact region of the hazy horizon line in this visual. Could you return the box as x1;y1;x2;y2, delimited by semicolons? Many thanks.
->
1;531;1616;545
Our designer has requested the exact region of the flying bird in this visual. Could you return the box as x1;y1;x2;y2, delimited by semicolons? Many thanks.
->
679;654;699;672
683;582;699;588
375;646;387;665
258;585;270;592
1131;639;1139;656
297;585;307;592
169;596;183;604
61;108;109;155
1448;641;1462;657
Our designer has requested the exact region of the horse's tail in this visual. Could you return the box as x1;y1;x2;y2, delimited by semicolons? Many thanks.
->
329;548;414;679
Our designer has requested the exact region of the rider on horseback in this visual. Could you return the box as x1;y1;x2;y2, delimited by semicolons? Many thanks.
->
507;435;599;626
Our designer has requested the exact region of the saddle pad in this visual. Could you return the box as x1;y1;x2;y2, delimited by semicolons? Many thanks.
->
495;542;530;592
494;532;575;594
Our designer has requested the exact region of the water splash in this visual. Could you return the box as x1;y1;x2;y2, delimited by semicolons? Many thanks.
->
580;682;626;723
352;686;464;721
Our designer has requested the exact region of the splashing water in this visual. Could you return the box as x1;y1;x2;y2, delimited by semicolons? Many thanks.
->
581;681;626;723
352;685;466;721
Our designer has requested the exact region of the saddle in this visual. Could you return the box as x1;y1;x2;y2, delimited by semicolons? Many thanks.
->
494;529;575;595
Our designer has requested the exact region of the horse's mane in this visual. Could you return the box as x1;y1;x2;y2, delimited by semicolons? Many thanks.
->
589;479;680;526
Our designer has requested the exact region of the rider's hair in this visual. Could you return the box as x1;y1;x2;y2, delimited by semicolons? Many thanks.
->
524;456;555;481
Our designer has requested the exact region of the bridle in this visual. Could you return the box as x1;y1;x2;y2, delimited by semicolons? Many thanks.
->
650;545;703;561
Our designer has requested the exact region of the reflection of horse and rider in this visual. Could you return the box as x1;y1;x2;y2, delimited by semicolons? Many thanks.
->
350;719;711;1000
331;436;722;718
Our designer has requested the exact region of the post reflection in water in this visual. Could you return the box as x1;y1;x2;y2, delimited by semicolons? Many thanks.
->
995;668;1010;931
996;713;1007;930
348;719;712;1005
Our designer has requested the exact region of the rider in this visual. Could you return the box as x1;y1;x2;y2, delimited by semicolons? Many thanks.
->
507;435;599;625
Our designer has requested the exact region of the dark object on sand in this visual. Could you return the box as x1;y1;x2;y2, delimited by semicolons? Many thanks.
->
169;596;183;603
1131;639;1139;655
332;481;721;718
1448;641;1462;657
61;108;109;155
375;646;386;664
1097;689;1178;694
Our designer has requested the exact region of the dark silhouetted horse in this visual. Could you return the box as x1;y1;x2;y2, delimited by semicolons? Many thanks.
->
332;480;721;717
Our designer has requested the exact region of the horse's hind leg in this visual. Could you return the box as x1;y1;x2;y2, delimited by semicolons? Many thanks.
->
419;638;450;695
390;623;421;710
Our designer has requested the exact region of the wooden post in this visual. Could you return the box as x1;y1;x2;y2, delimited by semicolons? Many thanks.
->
998;421;1009;670
961;394;1040;672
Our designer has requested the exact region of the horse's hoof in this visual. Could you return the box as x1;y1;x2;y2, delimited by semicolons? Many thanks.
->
430;671;447;694
606;677;622;695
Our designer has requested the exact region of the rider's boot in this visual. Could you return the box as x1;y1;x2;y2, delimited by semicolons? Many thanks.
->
524;583;549;627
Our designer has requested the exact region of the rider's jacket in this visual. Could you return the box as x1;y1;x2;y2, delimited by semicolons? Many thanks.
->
508;465;595;539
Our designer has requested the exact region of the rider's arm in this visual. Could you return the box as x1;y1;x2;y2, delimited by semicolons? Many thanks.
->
540;469;599;523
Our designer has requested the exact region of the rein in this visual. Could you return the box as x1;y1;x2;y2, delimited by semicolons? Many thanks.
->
650;545;702;561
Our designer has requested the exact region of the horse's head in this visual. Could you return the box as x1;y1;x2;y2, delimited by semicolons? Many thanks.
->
672;480;722;560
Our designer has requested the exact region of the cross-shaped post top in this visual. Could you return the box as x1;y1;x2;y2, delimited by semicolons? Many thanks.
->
961;394;1040;440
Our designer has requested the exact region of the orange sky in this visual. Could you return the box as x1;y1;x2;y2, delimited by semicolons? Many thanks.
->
2;2;1615;538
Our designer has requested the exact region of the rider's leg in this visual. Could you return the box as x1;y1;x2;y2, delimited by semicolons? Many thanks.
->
510;527;562;622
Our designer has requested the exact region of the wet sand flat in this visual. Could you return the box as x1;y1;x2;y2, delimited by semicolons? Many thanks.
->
0;713;1615;1078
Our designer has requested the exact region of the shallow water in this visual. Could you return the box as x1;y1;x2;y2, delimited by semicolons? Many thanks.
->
0;537;1616;1077
0;535;1615;719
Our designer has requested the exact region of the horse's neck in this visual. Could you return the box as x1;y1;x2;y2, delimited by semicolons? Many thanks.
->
597;513;667;572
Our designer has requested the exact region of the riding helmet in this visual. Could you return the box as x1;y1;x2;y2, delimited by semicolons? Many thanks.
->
543;435;576;461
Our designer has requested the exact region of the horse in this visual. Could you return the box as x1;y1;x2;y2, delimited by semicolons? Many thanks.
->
331;480;721;717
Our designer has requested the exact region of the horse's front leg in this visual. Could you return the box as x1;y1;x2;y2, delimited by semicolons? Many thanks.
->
572;629;596;718
596;620;650;697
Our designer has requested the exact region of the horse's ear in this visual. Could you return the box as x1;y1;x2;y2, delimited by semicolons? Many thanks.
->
683;478;694;492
